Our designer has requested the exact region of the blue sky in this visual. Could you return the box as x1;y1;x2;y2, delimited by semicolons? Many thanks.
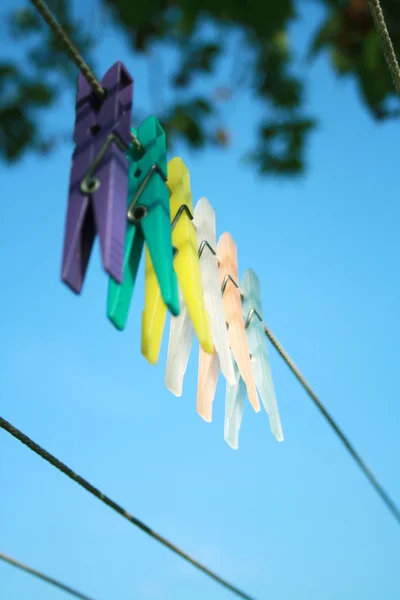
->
1;1;400;599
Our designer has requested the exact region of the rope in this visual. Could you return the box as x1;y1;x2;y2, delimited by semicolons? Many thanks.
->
263;324;400;525
0;417;256;600
29;0;143;153
367;0;400;95
30;0;104;97
0;552;97;600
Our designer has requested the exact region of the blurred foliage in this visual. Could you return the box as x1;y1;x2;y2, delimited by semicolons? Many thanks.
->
0;0;399;175
310;0;400;118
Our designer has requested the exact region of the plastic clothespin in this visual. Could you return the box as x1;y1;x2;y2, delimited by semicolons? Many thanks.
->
242;269;283;441
142;158;214;370
194;198;236;422
164;196;237;399
61;62;133;294
198;232;260;423
107;117;180;331
224;360;246;450
225;269;283;449
219;233;260;411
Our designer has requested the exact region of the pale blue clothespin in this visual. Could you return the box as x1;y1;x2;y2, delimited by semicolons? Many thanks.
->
224;268;283;449
224;360;246;449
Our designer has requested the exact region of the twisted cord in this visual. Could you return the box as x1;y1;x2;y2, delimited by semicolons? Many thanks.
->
263;324;400;525
0;552;96;600
0;417;256;600
367;0;400;94
29;0;143;153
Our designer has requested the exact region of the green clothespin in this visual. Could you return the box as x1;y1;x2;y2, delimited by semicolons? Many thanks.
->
107;116;180;330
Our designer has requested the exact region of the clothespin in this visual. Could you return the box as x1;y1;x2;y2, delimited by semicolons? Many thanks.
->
62;62;133;294
224;361;246;449
107;116;180;330
194;198;236;422
163;196;235;398
242;269;283;440
142;159;214;372
225;269;283;449
198;232;260;423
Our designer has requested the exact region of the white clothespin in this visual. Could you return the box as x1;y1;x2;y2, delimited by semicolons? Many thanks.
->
165;197;235;405
195;200;236;421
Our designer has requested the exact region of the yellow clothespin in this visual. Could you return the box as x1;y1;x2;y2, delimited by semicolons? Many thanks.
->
141;157;214;365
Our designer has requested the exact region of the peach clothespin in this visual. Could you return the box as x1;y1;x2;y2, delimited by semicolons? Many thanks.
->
197;232;260;423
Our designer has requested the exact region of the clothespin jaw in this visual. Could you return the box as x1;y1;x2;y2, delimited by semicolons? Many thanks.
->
107;116;180;331
225;360;246;449
217;233;260;413
141;246;169;364
164;288;195;394
195;198;235;422
61;61;133;294
241;269;283;442
197;348;220;423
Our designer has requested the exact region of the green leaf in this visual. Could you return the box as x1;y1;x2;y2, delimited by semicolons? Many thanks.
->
362;31;381;72
272;30;288;53
248;116;315;176
309;14;342;59
172;41;222;88
0;63;20;79
191;98;212;114
0;104;36;161
21;82;55;107
330;47;352;74
8;8;42;36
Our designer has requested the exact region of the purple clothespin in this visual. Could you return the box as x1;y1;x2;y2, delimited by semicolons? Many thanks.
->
61;61;134;294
